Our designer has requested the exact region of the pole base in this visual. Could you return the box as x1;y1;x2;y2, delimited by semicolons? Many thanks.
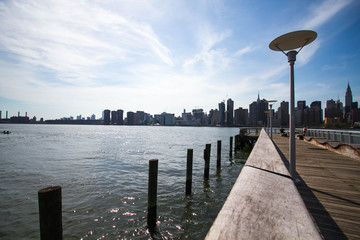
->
293;178;302;186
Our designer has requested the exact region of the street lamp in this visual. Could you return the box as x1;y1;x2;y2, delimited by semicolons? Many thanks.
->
265;100;277;139
269;30;317;180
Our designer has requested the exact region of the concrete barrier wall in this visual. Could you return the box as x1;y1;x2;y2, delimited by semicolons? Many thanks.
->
205;129;321;240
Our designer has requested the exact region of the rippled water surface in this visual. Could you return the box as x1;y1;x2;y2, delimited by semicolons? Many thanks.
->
0;124;248;239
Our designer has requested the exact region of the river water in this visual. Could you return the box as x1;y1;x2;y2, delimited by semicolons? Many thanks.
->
0;124;248;239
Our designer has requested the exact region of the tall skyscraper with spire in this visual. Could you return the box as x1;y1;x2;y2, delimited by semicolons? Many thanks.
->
345;82;352;108
249;92;268;126
345;82;353;117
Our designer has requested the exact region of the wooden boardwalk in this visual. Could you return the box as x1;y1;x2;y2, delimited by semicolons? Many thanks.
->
272;134;360;240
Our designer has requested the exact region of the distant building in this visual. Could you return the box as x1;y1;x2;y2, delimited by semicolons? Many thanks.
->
127;111;135;125
352;109;360;125
111;111;117;124
103;110;111;125
135;111;145;125
345;82;353;115
182;109;192;121
10;116;30;123
249;93;268;126
298;101;322;126
279;101;289;127
91;114;96;120
295;100;306;126
234;107;248;126
249;101;257;126
325;99;343;125
177;109;198;126
117;110;124;125
344;83;359;124
208;109;219;126
192;109;205;125
160;112;175;126
310;101;323;125
218;102;225;126
227;98;234;126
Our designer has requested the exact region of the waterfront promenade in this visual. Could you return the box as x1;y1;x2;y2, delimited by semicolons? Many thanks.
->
272;134;360;239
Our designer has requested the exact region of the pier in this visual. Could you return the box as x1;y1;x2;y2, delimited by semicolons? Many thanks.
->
206;128;360;239
206;129;321;239
272;133;360;239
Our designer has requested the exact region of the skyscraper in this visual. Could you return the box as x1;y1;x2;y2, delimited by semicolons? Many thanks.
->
310;101;322;125
218;102;225;126
257;98;268;126
345;82;354;120
325;99;343;125
103;109;111;125
117;109;124;125
249;101;257;126
248;93;268;126
295;101;306;126
345;82;353;108
192;109;205;125
227;98;234;126
127;111;135;125
234;107;248;126
111;111;117;124
279;101;289;127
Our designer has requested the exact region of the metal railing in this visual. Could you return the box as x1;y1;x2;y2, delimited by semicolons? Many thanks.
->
240;127;360;145
304;129;360;145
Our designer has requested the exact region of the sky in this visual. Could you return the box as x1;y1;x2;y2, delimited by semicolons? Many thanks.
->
0;0;359;120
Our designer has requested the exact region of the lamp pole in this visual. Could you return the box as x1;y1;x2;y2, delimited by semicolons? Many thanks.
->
270;105;273;139
266;100;277;140
288;50;297;178
269;30;317;181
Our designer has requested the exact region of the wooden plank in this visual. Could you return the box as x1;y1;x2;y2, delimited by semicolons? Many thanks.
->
272;134;360;240
205;167;321;240
246;129;290;177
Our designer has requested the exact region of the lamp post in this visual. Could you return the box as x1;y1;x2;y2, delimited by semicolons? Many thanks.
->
265;100;277;139
269;30;317;180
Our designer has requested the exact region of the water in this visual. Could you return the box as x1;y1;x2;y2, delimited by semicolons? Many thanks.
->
0;124;248;239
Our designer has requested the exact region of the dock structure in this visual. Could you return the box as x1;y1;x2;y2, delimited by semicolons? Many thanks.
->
205;129;321;239
272;134;360;239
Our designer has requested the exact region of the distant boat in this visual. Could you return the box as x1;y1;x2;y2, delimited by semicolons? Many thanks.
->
2;131;11;134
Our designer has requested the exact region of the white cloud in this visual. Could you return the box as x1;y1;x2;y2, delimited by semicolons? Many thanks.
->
234;46;253;57
182;25;232;77
0;0;173;87
297;41;321;66
301;0;352;29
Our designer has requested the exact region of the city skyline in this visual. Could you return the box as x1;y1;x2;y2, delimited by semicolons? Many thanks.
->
2;82;357;125
0;0;359;120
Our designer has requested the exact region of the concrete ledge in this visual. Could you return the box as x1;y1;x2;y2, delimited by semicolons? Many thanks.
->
304;136;360;160
205;129;321;240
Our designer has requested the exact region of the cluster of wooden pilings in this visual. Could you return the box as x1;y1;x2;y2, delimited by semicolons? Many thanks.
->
37;135;248;239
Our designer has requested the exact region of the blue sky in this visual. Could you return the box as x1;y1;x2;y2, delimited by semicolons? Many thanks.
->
0;0;359;120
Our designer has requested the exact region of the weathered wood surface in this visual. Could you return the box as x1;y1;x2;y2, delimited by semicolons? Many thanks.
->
273;134;360;240
205;129;321;240
246;129;290;177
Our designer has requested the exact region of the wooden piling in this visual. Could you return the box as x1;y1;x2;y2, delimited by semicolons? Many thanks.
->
148;159;158;229
186;149;193;196
230;137;233;158
234;134;240;153
204;144;211;179
217;140;221;169
38;186;63;240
